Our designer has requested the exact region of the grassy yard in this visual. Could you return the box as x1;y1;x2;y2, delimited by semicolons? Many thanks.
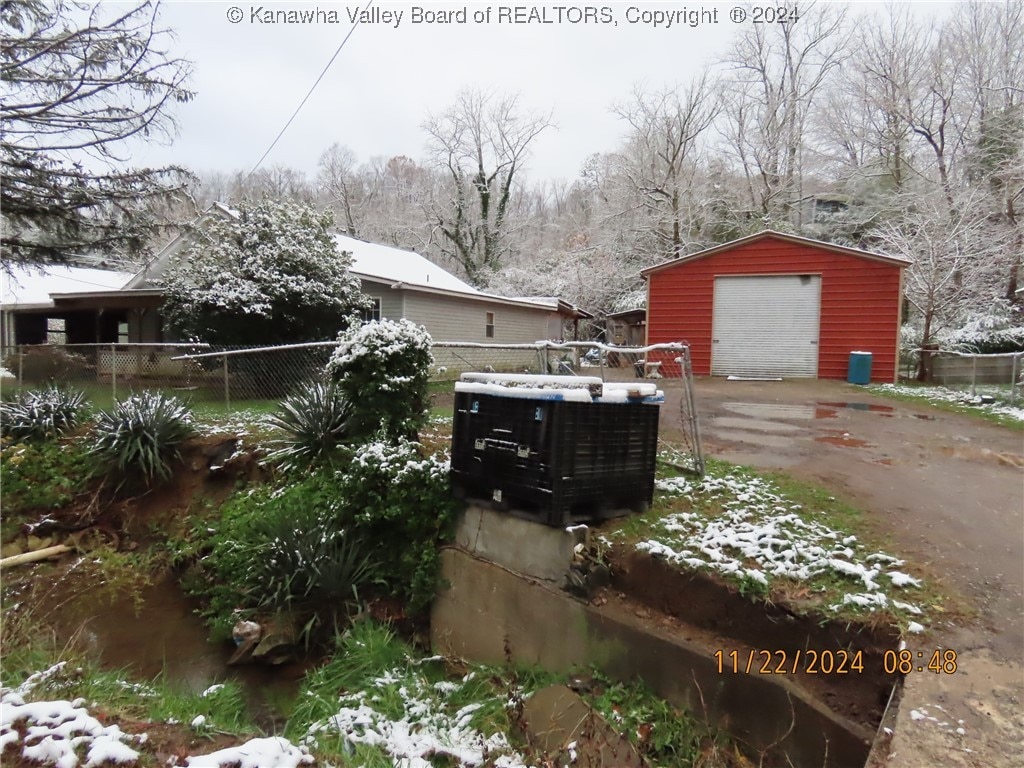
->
869;382;1024;430
604;457;941;629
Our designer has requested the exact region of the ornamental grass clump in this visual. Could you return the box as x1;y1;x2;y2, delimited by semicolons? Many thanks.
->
327;319;433;442
266;381;352;470
90;392;195;484
0;385;88;441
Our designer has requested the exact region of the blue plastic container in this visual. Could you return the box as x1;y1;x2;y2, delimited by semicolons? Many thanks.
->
847;351;873;385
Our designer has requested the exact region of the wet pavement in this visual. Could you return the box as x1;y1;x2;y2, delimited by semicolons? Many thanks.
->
657;377;1024;768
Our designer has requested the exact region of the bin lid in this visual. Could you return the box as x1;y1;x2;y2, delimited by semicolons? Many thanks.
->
456;373;663;404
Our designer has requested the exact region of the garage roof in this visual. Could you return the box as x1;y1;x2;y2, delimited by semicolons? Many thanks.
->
640;230;912;277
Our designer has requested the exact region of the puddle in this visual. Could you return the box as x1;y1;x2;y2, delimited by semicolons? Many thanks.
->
711;416;803;434
814;429;872;449
724;402;837;420
58;573;310;728
818;401;895;414
712;429;799;450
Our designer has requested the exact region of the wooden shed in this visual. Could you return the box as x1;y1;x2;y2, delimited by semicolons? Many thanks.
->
641;231;909;382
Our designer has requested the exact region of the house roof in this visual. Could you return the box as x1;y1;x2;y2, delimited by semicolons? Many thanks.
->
640;230;912;277
606;308;646;321
508;296;595;319
120;203;565;317
336;234;478;294
2;264;134;310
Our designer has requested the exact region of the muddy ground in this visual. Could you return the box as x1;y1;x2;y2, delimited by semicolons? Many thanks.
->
656;377;1023;768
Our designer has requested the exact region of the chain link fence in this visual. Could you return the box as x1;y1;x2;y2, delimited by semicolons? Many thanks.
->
2;340;690;400
917;349;1023;406
0;342;336;407
1;339;705;473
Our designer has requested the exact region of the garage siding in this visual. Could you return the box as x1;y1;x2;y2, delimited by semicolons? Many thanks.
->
646;237;903;382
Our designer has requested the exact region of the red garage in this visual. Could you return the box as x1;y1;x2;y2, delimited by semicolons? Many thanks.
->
641;231;909;383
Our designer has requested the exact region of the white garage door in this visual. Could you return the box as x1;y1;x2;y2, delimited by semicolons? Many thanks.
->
712;275;821;377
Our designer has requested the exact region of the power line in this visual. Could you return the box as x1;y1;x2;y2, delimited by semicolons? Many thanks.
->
239;0;374;185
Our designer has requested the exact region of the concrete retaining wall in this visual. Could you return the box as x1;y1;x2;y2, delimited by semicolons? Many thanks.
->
432;545;874;768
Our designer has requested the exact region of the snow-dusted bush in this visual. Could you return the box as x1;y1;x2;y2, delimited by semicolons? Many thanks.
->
940;301;1024;353
335;439;457;611
327;319;433;441
162;201;368;345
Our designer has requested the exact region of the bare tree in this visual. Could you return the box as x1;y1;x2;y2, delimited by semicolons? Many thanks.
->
718;1;848;224
814;5;925;193
1;0;194;266
423;89;553;283
873;190;1010;375
316;143;366;236
612;74;720;257
954;0;1024;303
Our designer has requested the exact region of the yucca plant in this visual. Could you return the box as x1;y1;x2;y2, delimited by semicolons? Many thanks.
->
90;392;196;484
266;380;353;469
0;385;88;441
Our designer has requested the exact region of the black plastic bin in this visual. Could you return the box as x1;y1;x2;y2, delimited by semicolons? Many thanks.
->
450;389;661;526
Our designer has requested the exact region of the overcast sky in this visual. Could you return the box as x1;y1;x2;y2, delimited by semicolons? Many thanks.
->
131;1;953;184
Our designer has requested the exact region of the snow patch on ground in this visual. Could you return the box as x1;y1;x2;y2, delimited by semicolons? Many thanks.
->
180;736;312;767
1;687;144;768
198;410;277;441
305;667;529;767
617;471;925;620
2;667;313;768
873;383;1024;422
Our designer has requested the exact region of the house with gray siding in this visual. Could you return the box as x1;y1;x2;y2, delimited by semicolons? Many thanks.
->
11;204;580;350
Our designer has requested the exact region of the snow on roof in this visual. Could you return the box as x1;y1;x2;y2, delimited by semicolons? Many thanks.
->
335;233;479;294
2;264;133;309
509;295;559;306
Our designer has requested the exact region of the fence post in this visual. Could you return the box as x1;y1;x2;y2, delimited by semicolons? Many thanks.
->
1012;354;1020;406
17;347;23;389
223;356;230;409
971;356;977;397
110;344;117;401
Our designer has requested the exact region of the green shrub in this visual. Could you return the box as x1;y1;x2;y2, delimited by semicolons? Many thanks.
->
90;392;195;485
7;346;92;384
0;438;92;531
327;319;433;441
266;381;353;470
190;472;375;640
336;439;458;612
0;385;87;441
189;441;456;637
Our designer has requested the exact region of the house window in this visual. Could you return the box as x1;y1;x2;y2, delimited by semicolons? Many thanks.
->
118;321;129;344
485;311;495;339
46;318;66;345
362;298;382;324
